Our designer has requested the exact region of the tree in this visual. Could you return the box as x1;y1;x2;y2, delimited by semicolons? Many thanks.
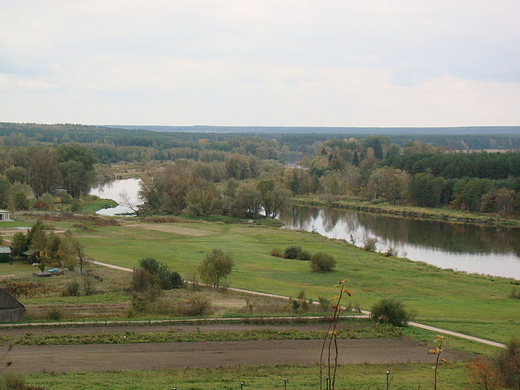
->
258;180;292;218
232;183;262;218
27;220;47;251
9;232;28;260
26;148;61;198
55;143;97;198
225;154;251;180
370;298;411;327
0;175;10;208
198;248;234;288
4;166;27;184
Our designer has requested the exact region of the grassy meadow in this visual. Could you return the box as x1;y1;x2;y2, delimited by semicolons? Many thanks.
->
3;215;515;345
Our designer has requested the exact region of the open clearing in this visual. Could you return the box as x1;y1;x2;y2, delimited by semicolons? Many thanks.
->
126;223;215;237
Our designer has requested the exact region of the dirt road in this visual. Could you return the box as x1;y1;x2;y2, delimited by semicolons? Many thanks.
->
2;324;467;373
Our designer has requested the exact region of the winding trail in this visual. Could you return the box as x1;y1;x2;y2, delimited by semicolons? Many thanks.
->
89;260;507;349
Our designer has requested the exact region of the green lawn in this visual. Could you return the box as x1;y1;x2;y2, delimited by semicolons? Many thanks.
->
72;219;519;345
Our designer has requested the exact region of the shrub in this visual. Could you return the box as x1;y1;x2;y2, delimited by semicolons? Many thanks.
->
318;296;330;311
65;281;80;297
165;271;183;289
362;235;378;251
370;298;411;327
296;250;312;260
283;246;302;259
269;248;284;257
185;296;213;316
47;307;62;321
138;258;183;290
509;288;520;300
384;246;399;257
310;252;336;272
495;338;520;389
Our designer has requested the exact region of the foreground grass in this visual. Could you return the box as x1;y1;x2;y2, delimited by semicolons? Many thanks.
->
21;362;475;390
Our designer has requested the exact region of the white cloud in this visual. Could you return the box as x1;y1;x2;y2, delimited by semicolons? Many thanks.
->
0;1;519;126
16;79;59;91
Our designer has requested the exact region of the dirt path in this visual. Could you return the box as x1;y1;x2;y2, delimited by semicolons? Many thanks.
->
3;338;469;374
90;260;507;349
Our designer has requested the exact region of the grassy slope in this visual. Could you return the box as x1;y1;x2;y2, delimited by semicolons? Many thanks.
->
75;219;519;345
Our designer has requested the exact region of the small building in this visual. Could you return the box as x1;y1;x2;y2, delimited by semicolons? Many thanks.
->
0;246;11;263
0;288;25;323
0;210;9;221
22;248;40;263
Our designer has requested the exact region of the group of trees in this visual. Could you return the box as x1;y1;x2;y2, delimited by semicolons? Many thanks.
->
0;143;97;212
9;220;83;271
137;159;291;218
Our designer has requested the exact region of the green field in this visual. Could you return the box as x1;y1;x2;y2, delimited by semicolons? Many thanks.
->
61;218;520;345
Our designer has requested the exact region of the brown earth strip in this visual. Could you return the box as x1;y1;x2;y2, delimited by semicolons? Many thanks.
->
3;338;469;374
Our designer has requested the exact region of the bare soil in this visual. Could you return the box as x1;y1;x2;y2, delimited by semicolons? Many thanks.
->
1;324;470;373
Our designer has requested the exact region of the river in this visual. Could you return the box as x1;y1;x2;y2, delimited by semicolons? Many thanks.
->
90;178;520;279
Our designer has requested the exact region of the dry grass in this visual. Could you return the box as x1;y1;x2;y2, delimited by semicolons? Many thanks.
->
126;223;215;237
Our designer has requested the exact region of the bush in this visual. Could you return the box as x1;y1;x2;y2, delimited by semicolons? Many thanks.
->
138;258;183;290
182;296;213;316
495;338;520;389
47;307;62;321
296;250;312;260
65;281;80;297
362;235;378;252
165;271;183;289
510;288;520;300
310;252;336;272
370;298;411;327
269;248;284;257
283;246;302;259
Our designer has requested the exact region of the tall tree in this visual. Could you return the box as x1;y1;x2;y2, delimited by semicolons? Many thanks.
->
27;148;61;198
55;143;98;198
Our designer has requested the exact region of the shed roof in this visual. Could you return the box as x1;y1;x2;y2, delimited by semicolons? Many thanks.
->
0;247;11;254
0;289;24;310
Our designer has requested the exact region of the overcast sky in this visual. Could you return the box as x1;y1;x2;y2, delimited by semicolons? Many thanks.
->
1;1;519;127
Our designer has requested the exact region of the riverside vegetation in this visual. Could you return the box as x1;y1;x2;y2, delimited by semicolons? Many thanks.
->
1;211;519;389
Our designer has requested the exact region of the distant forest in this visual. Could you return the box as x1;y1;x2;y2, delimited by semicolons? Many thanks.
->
2;122;520;157
1;122;520;218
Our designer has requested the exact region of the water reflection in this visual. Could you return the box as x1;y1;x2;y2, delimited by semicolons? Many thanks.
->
279;205;520;279
89;178;142;216
89;179;520;279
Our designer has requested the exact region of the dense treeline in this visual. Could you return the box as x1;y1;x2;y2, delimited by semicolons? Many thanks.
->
385;152;520;179
1;123;520;218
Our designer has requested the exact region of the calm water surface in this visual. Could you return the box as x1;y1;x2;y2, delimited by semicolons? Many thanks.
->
89;178;142;216
90;179;520;279
278;205;520;279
